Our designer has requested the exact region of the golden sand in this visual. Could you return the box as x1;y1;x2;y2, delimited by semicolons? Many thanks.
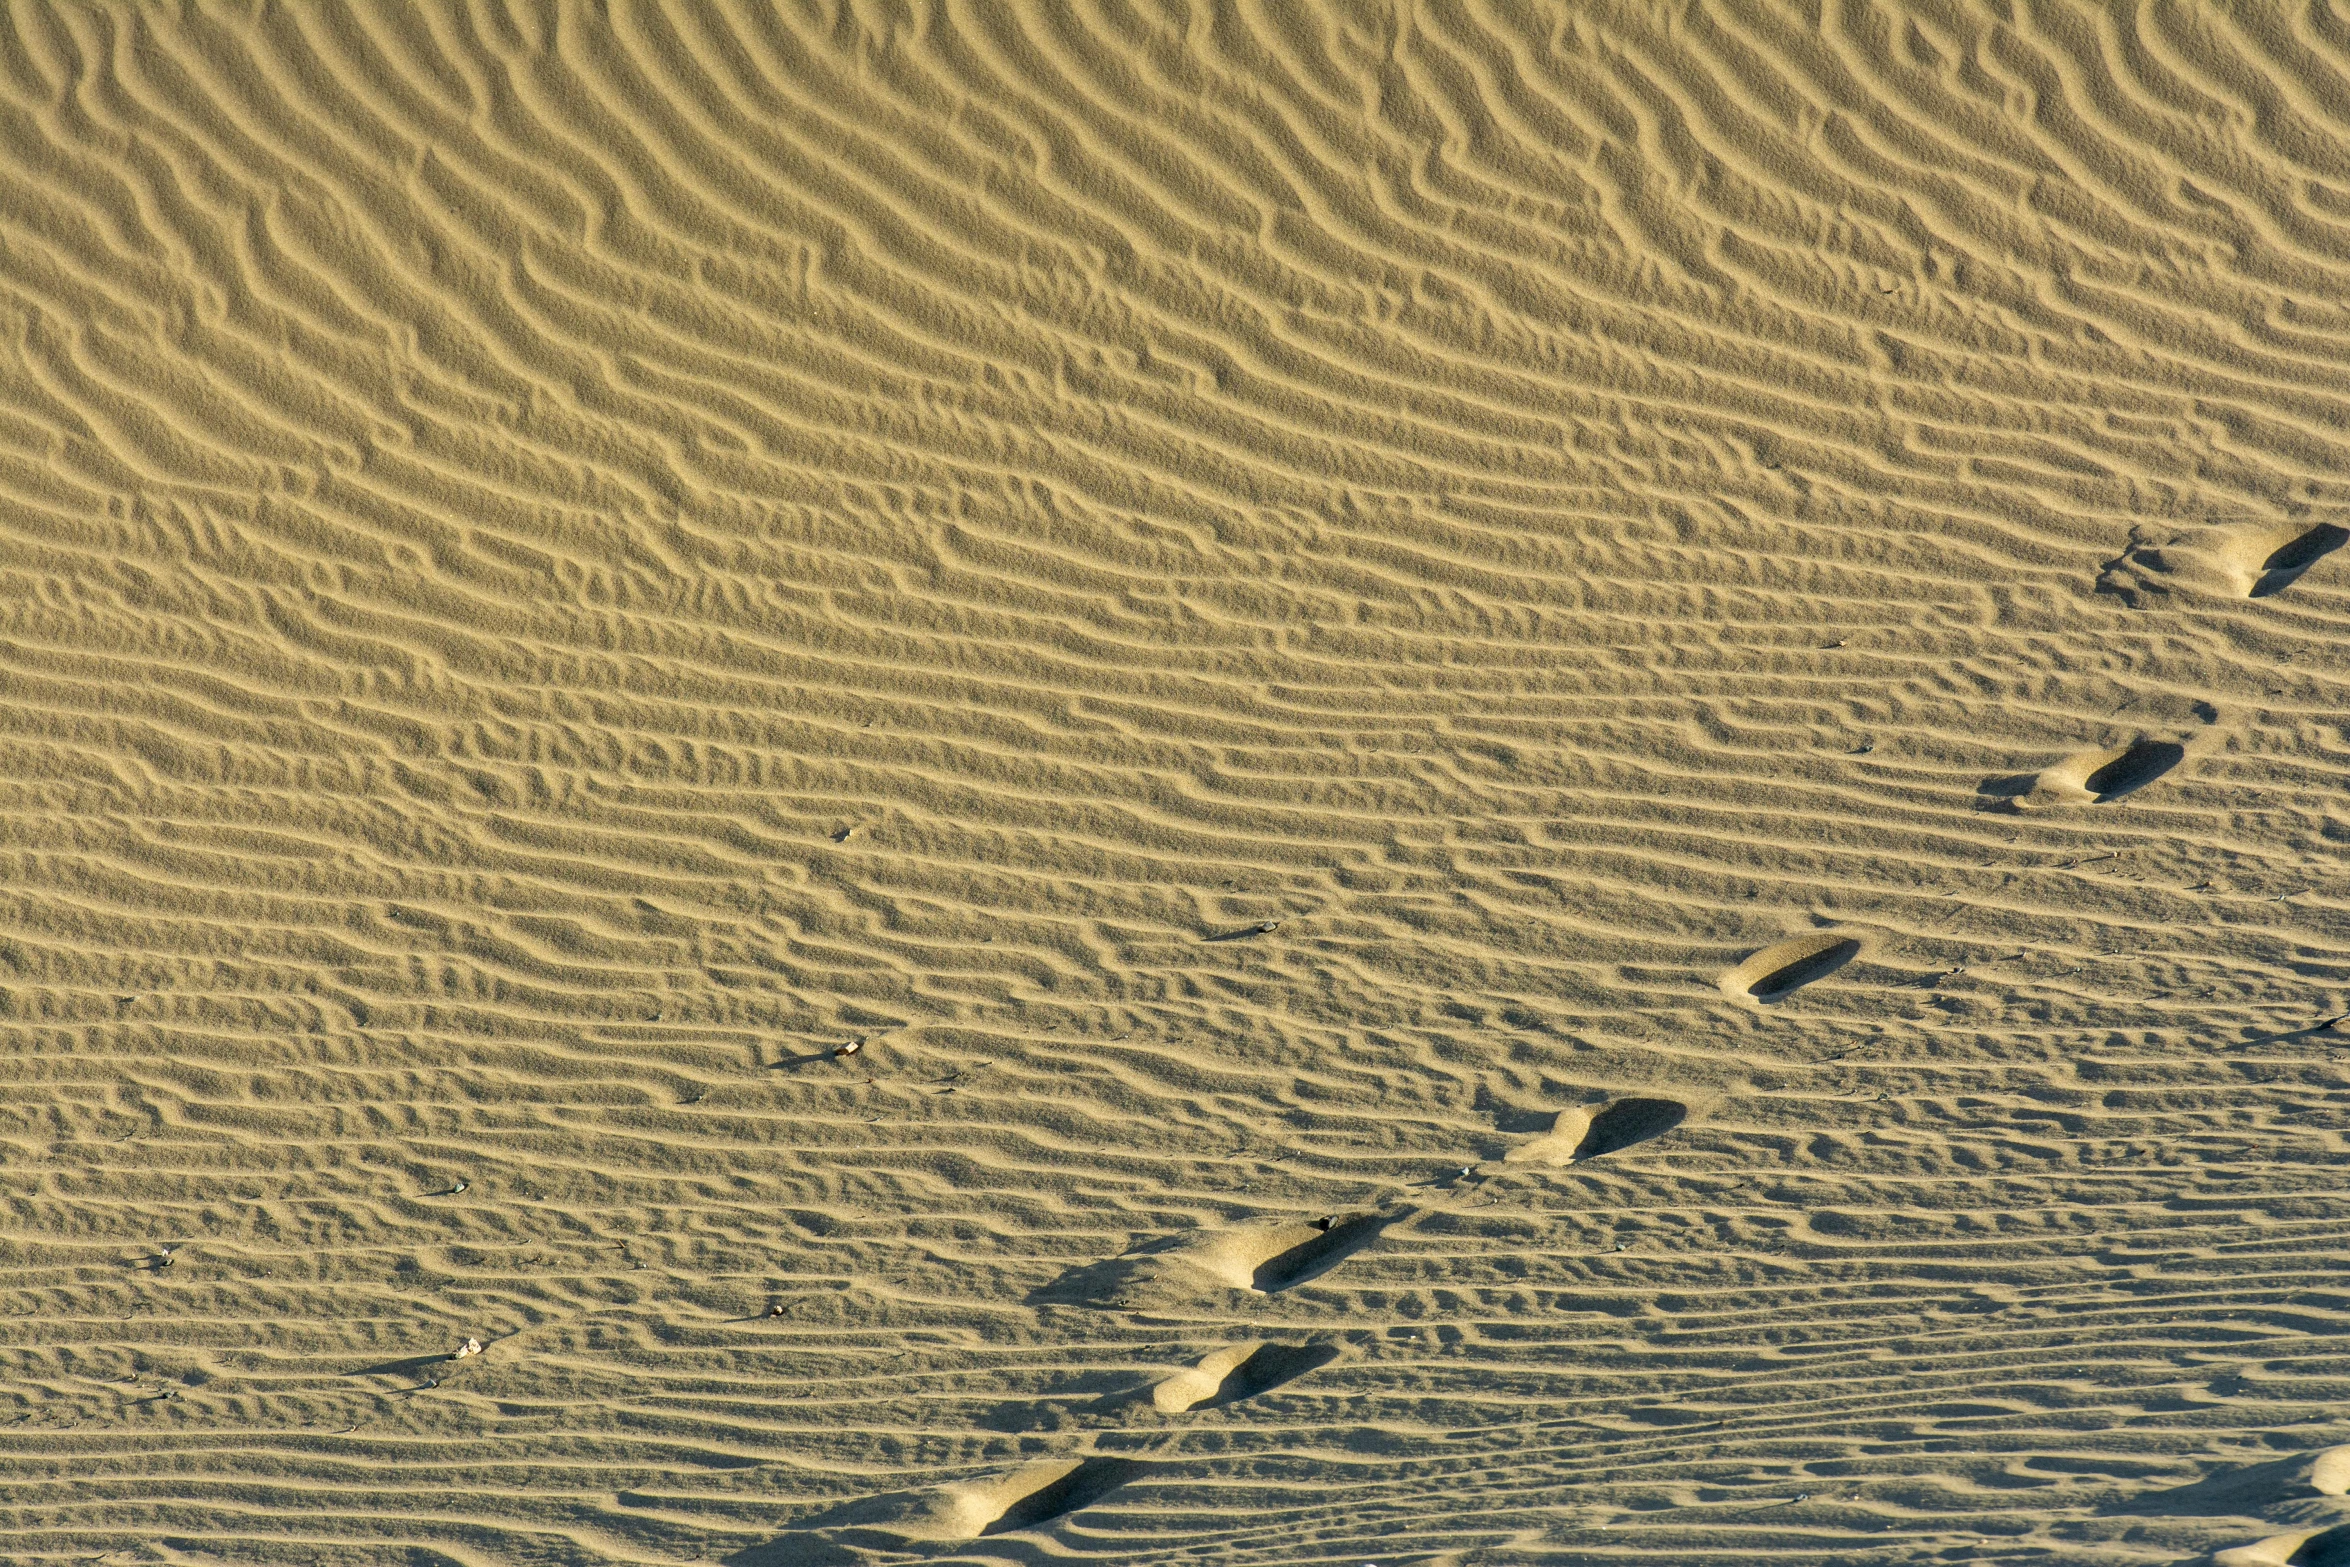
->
3;2;2349;1561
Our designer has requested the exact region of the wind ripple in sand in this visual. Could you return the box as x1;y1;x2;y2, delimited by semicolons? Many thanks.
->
1;2;2349;1562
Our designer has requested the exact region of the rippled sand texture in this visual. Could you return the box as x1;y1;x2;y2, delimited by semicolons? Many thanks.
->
8;1;2350;1562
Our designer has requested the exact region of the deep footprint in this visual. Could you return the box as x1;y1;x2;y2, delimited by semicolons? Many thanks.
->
2097;521;2346;602
1723;934;1860;1003
2248;522;2347;597
1504;1097;1688;1166
1152;1340;1337;1412
1033;1210;1392;1308
1988;733;2194;810
1573;1097;1689;1159
2214;1522;2350;1567
767;1455;1150;1547
980;1457;1150;1536
2081;738;2183;801
1250;1213;1389;1292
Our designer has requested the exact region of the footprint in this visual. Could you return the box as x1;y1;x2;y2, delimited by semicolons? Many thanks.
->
804;1455;1152;1543
1034;1212;1391;1308
1150;1340;1337;1413
2225;522;2347;598
1993;737;2186;809
968;1456;1149;1537
2082;738;2186;800
2098;521;2345;603
1721;933;1861;1003
1503;1097;1688;1166
1175;1212;1387;1293
2213;1523;2350;1566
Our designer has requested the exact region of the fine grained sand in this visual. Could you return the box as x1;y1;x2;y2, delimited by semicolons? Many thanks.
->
3;3;2350;1563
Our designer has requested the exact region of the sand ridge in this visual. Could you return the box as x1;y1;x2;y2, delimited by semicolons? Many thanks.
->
3;0;2350;1562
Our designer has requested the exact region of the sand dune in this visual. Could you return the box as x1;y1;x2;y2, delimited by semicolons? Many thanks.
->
3;1;2350;1561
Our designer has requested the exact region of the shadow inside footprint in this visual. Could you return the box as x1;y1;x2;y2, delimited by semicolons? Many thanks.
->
1252;1213;1390;1292
2253;523;2348;597
2296;1527;2350;1567
1030;1210;1390;1308
742;1456;1152;1557
1748;937;1860;1001
1572;1097;1688;1160
1504;1096;1691;1167
982;1456;1151;1536
2083;738;2183;802
1198;1342;1338;1409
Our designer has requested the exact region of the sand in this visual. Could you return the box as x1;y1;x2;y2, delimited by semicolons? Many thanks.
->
2;2;2348;1562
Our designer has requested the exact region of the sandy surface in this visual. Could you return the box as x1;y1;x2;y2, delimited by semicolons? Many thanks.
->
4;3;2350;1563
